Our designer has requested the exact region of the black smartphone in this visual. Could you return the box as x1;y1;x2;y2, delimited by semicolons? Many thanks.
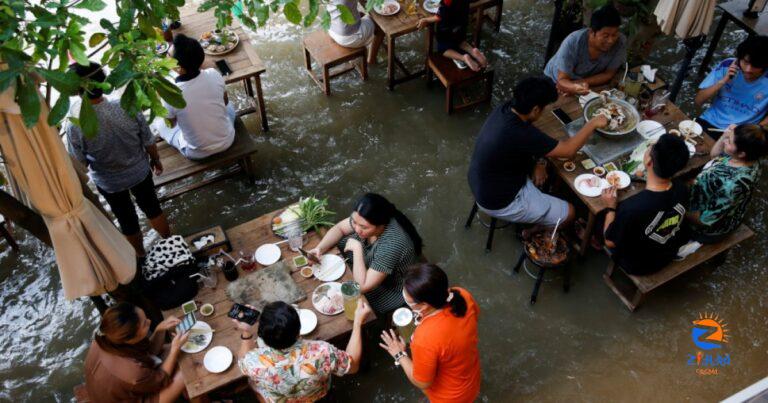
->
551;108;573;126
228;303;260;325
215;59;233;76
176;312;197;334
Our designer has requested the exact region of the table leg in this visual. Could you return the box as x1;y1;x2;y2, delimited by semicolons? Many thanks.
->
578;211;596;258
494;1;502;31
244;76;254;97
698;14;729;77
253;75;269;132
387;35;395;91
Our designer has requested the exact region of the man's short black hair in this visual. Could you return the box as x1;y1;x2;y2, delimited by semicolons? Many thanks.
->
590;5;621;32
172;34;205;73
736;35;768;70
733;124;768;162
68;61;106;100
650;134;689;179
511;76;558;114
257;301;300;350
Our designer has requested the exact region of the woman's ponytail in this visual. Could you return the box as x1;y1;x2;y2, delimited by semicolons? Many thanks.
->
405;263;467;318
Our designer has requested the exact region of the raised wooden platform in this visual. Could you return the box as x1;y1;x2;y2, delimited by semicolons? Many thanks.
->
153;117;257;202
303;31;368;95
603;224;754;311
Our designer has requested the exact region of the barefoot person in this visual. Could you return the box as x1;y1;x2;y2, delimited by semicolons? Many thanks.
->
544;5;625;95
309;193;423;315
468;76;607;228
417;0;487;71
83;303;189;403
380;263;481;403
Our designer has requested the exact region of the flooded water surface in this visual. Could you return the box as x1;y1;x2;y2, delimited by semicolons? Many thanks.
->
1;1;766;401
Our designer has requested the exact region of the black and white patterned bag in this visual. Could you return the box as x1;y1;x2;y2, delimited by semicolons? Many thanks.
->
142;235;195;281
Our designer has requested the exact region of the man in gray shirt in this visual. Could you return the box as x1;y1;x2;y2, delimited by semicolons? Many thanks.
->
66;62;170;257
544;5;625;95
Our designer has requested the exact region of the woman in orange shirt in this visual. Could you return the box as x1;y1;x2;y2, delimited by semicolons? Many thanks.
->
379;263;481;403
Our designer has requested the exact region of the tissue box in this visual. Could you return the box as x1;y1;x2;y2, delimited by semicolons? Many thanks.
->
183;226;231;257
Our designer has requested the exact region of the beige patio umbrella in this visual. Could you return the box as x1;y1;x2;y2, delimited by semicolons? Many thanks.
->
653;0;717;101
0;85;135;299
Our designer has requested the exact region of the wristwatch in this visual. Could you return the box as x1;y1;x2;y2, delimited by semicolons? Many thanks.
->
393;351;408;366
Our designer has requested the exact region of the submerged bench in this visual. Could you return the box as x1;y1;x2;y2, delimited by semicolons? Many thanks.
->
153;117;257;202
603;224;754;311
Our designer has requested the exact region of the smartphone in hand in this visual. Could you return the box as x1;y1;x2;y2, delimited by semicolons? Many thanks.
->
228;303;260;325
176;312;197;335
551;108;573;126
215;59;233;76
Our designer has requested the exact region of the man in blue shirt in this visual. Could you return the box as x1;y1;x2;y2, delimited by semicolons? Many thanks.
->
695;35;768;139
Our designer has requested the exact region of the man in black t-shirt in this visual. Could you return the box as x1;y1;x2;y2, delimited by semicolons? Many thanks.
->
602;134;691;275
468;76;607;226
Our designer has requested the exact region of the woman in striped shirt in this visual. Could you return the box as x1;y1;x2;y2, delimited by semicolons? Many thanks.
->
310;193;423;315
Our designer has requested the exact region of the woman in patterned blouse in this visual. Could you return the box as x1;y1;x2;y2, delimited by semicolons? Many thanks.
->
688;124;767;243
235;300;372;402
309;193;424;315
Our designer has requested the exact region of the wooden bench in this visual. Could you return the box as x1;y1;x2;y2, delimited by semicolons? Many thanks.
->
603;224;755;311
303;31;368;96
153;117;257;202
425;26;494;114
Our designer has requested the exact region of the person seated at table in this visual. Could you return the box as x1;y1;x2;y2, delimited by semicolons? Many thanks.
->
416;0;487;72
66;61;171;257
235;300;372;402
544;4;625;95
468;76;607;228
155;34;235;160
695;35;768;139
687;124;767;243
309;193;423;315
83;302;189;403
327;0;384;64
379;263;480;403
601;134;691;275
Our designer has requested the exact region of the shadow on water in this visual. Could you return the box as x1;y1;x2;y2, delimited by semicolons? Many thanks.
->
1;0;766;401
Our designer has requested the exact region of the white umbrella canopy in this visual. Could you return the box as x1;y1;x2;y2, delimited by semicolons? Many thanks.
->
655;0;717;39
0;85;135;299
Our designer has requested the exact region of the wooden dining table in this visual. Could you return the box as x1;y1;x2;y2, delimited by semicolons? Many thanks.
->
364;0;501;90
162;207;375;400
176;5;269;131
534;92;715;256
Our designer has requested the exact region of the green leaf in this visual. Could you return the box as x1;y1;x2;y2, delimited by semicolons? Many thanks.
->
88;32;107;47
120;80;139;116
0;70;18;93
69;40;89;66
320;10;331;30
78;94;99;138
16;76;42;128
47;95;70;126
283;2;301;24
36;68;81;95
0;46;31;70
253;4;270;26
106;58;137;88
74;0;107;12
336;5;355;25
152;76;186;109
138;16;158;39
304;0;319;27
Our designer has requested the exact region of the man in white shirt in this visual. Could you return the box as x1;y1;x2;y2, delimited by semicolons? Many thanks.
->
157;34;235;160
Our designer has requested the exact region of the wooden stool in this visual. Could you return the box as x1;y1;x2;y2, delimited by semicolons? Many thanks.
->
464;201;511;253
303;31;368;95
512;248;571;305
425;26;494;114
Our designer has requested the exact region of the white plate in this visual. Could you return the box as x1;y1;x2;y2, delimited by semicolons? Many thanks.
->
605;171;630;189
203;346;233;373
181;321;213;353
423;0;439;13
254;243;281;266
574;174;608;197
298;309;318;335
679;120;703;137
312;282;344;316
636;120;664;139
375;1;400;15
313;254;345;282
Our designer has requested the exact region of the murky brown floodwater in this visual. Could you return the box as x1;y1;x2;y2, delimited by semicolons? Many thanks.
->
1;1;766;401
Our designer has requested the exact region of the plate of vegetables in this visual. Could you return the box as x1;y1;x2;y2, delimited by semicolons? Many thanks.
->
271;197;335;238
199;29;239;56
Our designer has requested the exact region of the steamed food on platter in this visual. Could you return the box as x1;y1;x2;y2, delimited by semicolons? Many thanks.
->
593;91;626;131
312;282;344;315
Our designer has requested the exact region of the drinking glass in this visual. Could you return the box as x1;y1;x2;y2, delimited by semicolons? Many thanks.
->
341;281;360;321
623;77;642;98
393;307;416;343
238;250;257;272
284;220;304;252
